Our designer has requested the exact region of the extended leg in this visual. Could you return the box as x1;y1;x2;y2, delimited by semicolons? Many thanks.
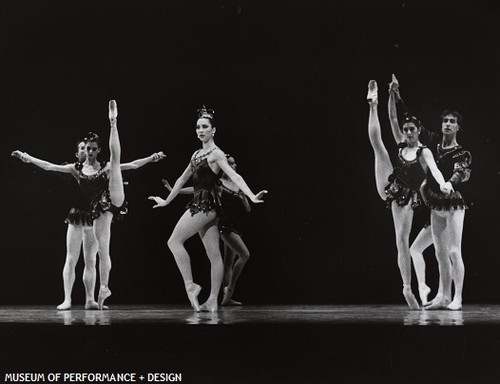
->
367;80;393;200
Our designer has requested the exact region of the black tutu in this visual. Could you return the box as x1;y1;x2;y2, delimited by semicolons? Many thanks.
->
421;184;468;211
90;190;128;221
385;175;423;210
187;189;221;216
64;208;94;227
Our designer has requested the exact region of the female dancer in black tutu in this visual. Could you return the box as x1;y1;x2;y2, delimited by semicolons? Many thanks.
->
389;76;472;310
163;153;253;306
149;107;267;312
13;100;165;309
367;78;452;309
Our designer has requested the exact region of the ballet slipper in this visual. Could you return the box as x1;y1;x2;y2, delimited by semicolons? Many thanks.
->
367;80;378;104
98;287;112;310
402;287;419;310
222;287;242;306
418;285;431;306
199;302;218;313
186;283;202;312
57;301;72;311
447;300;463;311
85;301;109;310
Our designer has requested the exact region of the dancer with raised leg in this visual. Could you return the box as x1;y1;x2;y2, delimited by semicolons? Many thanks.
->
12;101;165;309
389;75;472;310
149;107;267;312
367;79;452;309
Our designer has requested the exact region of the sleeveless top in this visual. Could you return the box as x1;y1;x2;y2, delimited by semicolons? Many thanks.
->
385;143;426;209
186;148;222;215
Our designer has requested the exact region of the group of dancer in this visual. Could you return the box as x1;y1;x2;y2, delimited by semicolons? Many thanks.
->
12;103;265;312
367;75;471;310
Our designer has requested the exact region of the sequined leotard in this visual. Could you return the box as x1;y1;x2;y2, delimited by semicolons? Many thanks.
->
76;161;127;220
385;143;426;209
218;183;248;236
186;148;222;216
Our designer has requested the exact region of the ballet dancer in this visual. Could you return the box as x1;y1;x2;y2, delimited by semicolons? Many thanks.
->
390;75;472;310
163;154;252;306
149;106;267;312
367;79;452;309
12;100;165;309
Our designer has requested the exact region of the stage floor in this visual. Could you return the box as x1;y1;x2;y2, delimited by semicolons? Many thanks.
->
2;305;500;383
0;304;498;325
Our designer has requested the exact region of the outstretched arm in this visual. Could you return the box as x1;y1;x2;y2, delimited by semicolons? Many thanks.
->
420;148;453;194
11;150;75;175
148;163;192;208
213;151;267;203
121;151;166;171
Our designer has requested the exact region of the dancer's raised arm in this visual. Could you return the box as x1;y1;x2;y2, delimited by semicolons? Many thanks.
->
388;74;404;144
212;150;267;203
11;150;76;175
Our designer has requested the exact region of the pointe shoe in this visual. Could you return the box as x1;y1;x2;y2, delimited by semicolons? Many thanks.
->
199;302;218;313
418;285;431;306
367;80;378;104
109;100;118;120
57;301;72;311
186;283;202;312
222;287;242;306
402;287;420;310
98;287;112;310
447;300;463;311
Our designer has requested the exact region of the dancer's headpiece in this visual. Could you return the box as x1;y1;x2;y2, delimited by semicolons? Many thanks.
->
197;105;215;120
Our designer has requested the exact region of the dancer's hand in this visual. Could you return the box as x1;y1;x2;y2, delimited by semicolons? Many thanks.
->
151;151;166;162
250;190;268;203
148;196;168;208
389;74;401;101
11;150;31;163
162;179;173;191
439;181;454;195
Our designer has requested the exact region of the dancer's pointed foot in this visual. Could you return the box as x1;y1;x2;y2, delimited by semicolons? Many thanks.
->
57;301;72;311
199;300;218;313
109;100;118;121
447;299;463;311
403;287;420;310
418;284;431;306
367;80;378;104
186;283;202;312
98;286;112;310
221;287;242;306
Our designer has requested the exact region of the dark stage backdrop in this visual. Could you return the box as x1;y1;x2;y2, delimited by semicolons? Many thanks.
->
1;0;499;306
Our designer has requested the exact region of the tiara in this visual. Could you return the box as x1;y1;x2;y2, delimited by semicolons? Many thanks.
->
84;132;100;142
197;105;215;119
